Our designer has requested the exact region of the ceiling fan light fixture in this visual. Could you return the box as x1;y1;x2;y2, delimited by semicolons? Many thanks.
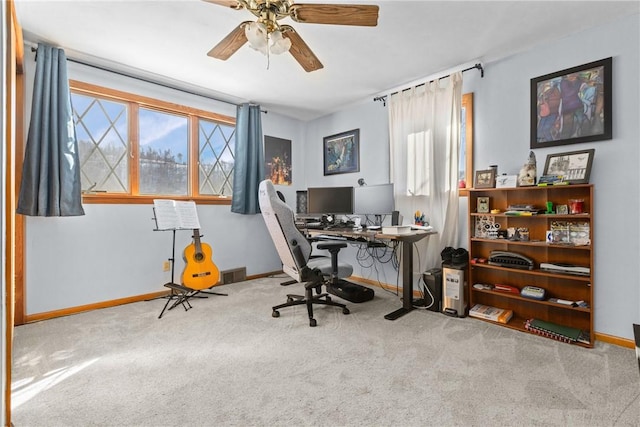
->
206;1;379;72
245;21;268;53
269;30;291;55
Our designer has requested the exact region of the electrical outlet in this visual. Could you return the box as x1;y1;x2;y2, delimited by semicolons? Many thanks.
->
162;261;171;272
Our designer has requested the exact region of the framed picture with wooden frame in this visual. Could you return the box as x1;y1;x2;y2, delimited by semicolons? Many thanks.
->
474;169;496;189
542;148;595;184
323;129;360;175
531;57;612;149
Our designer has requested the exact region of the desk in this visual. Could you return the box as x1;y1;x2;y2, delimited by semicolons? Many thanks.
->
307;228;436;320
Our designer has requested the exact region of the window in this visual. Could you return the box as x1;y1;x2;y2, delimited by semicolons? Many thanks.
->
138;108;188;195
459;92;474;196
198;118;236;197
70;80;236;204
74;94;130;193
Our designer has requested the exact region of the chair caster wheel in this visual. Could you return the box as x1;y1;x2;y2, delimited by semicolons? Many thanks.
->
309;318;317;327
343;308;350;315
272;310;280;318
286;297;294;303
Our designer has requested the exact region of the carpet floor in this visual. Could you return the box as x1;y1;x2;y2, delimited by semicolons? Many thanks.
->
11;277;640;426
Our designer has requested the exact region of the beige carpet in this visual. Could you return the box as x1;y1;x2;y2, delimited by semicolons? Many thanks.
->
11;277;640;426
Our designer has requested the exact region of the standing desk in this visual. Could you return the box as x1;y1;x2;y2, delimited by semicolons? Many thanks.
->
307;228;436;320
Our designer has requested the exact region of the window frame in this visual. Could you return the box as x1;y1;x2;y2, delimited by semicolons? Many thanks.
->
459;92;474;197
70;80;236;205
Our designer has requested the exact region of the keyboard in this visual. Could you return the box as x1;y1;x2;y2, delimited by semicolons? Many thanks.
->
305;222;325;229
315;234;347;241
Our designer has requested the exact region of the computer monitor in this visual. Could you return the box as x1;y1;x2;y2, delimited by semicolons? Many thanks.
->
353;183;395;215
306;186;354;215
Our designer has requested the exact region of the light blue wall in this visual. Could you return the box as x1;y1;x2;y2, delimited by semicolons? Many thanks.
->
22;52;287;315
22;12;639;340
470;14;640;340
301;13;640;340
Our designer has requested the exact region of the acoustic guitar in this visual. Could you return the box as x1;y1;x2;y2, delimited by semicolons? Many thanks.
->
181;229;220;290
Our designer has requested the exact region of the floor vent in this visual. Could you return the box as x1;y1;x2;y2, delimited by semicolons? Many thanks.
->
221;267;247;284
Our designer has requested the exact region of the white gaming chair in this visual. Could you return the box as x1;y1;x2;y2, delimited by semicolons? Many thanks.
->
258;179;352;326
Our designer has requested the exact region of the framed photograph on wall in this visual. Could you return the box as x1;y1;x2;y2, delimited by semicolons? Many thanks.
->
543;148;595;184
323;129;360;175
531;57;612;149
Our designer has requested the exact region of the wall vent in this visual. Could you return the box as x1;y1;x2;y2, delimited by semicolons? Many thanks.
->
221;267;247;284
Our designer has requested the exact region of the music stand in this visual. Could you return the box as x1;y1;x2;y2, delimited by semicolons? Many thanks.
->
152;201;227;319
156;227;193;319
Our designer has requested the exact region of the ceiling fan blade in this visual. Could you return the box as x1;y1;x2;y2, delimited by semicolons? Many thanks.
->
207;22;250;60
282;26;323;72
289;4;379;26
201;0;242;8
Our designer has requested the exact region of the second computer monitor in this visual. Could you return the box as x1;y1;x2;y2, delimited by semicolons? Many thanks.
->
354;183;395;215
306;186;354;215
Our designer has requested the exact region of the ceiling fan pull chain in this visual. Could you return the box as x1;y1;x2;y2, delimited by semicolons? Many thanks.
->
266;33;271;70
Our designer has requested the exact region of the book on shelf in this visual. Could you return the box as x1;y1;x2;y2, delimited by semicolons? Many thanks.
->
524;318;582;343
153;199;201;231
469;304;513;324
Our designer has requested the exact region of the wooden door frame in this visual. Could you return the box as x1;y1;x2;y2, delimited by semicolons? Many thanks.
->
5;0;25;424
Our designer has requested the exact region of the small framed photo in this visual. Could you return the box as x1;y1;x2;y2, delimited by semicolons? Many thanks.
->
556;204;569;215
323;129;360;175
543;148;595;184
477;197;490;213
474;169;496;189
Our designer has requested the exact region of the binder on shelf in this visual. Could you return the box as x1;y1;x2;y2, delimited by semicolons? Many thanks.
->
524;318;582;343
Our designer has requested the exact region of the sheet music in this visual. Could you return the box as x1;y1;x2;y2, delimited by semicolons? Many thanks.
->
153;199;201;230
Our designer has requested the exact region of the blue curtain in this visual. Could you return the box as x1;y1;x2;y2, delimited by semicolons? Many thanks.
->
231;103;265;214
16;43;84;217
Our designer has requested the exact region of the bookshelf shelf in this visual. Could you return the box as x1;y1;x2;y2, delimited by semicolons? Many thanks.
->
472;314;592;348
470;237;592;250
468;185;594;347
471;263;592;282
472;288;591;313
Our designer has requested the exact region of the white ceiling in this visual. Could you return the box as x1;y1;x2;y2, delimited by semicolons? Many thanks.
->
14;0;640;121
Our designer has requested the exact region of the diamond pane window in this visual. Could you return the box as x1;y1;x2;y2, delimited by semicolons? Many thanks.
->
199;119;236;196
70;81;235;201
72;93;129;192
138;108;189;195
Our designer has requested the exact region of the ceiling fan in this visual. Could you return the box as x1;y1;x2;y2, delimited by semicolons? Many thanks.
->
203;0;379;72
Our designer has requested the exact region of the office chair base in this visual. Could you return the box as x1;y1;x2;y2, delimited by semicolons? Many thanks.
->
272;291;350;327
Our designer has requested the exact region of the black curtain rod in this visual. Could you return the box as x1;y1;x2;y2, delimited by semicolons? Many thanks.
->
373;63;484;106
30;46;266;112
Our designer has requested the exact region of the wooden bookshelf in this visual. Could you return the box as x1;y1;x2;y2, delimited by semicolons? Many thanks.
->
468;184;594;347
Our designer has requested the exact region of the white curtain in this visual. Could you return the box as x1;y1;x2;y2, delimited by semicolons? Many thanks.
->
388;72;462;270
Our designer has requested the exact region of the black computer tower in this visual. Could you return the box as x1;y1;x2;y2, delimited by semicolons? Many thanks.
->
422;268;442;312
